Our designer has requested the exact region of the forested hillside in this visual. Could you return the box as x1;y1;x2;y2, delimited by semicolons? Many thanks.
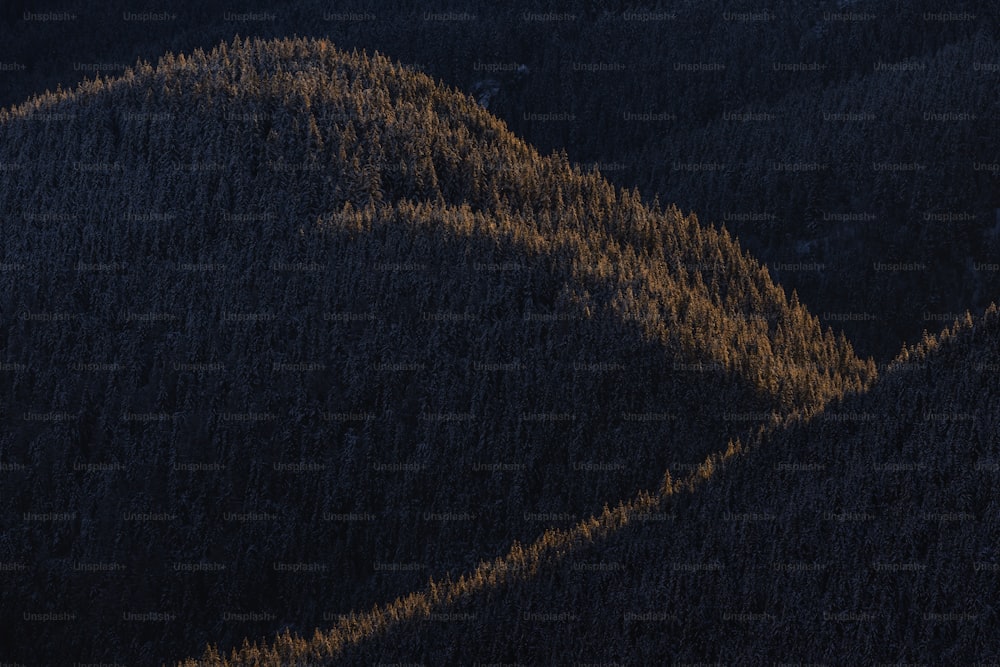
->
0;38;872;664
0;0;996;357
192;306;1000;665
638;31;1000;358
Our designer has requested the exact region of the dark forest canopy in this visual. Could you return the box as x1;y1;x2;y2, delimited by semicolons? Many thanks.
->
184;307;1000;665
0;0;996;358
0;37;875;664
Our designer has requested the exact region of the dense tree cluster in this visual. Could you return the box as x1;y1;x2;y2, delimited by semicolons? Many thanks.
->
0;38;872;664
632;31;1000;359
0;0;995;357
196;306;1000;665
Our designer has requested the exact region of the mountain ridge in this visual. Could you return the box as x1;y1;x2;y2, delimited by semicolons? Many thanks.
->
201;306;997;665
0;37;871;664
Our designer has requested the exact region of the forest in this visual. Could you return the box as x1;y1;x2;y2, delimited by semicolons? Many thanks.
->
0;4;996;665
0;0;995;358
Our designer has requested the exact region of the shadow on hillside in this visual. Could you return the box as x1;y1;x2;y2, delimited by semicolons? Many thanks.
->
0;212;779;665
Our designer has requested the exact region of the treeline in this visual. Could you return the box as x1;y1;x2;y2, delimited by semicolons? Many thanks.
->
0;38;871;664
0;0;995;357
196;305;1000;665
624;30;1000;359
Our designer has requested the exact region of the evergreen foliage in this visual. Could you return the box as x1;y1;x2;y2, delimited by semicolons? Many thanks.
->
0;0;995;357
0;38;873;664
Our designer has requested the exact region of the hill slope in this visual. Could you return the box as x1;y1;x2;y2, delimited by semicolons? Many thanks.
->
251;307;1000;666
0;38;872;664
0;0;995;359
